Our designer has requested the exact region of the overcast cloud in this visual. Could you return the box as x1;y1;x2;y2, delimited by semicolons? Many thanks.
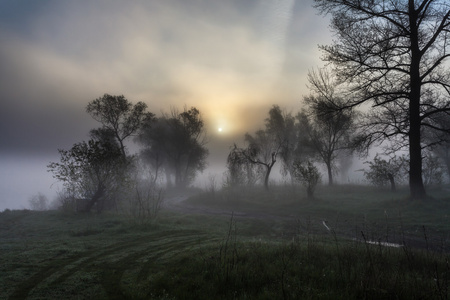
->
0;0;331;209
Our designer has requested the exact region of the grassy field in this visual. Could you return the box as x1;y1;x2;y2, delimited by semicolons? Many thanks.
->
1;185;449;299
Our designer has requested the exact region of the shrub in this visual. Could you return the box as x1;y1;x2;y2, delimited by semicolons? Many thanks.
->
28;193;48;211
292;160;321;199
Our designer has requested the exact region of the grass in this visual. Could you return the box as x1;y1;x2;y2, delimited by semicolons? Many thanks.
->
1;185;449;299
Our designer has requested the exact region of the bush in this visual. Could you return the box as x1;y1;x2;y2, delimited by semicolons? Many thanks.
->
292;160;321;199
364;154;407;191
126;180;164;224
28;193;48;211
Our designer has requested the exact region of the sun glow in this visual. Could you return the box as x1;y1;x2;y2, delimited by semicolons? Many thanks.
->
218;127;223;132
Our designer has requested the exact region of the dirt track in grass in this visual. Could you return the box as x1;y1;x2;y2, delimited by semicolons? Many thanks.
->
162;192;450;253
6;228;219;299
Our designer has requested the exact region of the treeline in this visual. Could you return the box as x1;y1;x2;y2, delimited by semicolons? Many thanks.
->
224;69;448;197
48;94;208;214
48;0;450;209
47;87;449;213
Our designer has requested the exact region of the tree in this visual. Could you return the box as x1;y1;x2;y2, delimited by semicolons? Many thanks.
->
232;105;292;190
28;193;48;211
292;160;321;199
425;112;450;179
265;105;298;181
138;106;208;188
364;154;408;191
299;69;355;185
422;151;445;186
224;145;262;188
48;134;126;213
314;0;450;200
86;94;154;158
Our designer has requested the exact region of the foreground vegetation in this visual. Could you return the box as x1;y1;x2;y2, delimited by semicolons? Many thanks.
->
1;186;449;299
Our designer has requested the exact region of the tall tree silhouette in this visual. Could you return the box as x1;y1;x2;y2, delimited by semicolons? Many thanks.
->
314;0;450;199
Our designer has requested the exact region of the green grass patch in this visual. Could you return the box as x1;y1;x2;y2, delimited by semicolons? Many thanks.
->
1;186;449;299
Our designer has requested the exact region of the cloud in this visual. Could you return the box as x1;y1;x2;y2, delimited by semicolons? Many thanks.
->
0;0;323;155
0;0;334;209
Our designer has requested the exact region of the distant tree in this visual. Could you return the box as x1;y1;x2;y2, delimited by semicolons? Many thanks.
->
292;160;321;199
433;141;450;181
86;94;154;158
137;117;165;184
265;105;298;181
336;150;354;183
422;151;445;187
232;106;292;190
425;112;450;180
299;69;355;186
224;145;262;188
314;0;450;200
48;135;126;213
364;154;407;192
28;193;48;211
138;106;208;188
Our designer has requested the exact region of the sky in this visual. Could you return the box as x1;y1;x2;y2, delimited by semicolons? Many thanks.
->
0;0;333;210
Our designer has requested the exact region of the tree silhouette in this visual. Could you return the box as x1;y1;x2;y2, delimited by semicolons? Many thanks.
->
292;160;321;199
48;135;126;212
300;68;356;185
232;105;293;190
86;94;153;159
138;106;208;188
265;105;298;181
314;0;450;200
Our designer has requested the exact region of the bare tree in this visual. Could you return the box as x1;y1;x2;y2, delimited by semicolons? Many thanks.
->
314;0;450;200
231;105;294;190
300;70;356;185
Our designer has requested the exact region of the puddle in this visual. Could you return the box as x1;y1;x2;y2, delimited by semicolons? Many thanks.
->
321;220;403;248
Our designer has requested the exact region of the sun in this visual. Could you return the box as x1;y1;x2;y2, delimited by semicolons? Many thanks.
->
218;127;223;132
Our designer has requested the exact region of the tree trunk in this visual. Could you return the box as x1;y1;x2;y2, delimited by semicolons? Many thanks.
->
326;163;333;186
165;172;173;188
263;152;277;190
387;173;396;192
409;119;426;200
307;186;314;199
408;1;426;200
263;165;272;190
82;184;105;213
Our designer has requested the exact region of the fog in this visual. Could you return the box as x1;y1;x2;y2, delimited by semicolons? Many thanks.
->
0;0;338;210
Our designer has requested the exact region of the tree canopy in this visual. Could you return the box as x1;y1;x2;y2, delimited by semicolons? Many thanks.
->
231;105;295;190
48;136;126;212
86;94;154;158
300;68;356;185
314;0;450;199
138;107;208;188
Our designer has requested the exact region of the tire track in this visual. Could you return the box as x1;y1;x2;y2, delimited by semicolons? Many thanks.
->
8;229;217;300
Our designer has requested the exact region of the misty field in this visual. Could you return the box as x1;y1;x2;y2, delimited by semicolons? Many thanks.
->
1;185;449;299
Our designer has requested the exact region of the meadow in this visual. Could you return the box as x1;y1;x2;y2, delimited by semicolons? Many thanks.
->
1;185;449;299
